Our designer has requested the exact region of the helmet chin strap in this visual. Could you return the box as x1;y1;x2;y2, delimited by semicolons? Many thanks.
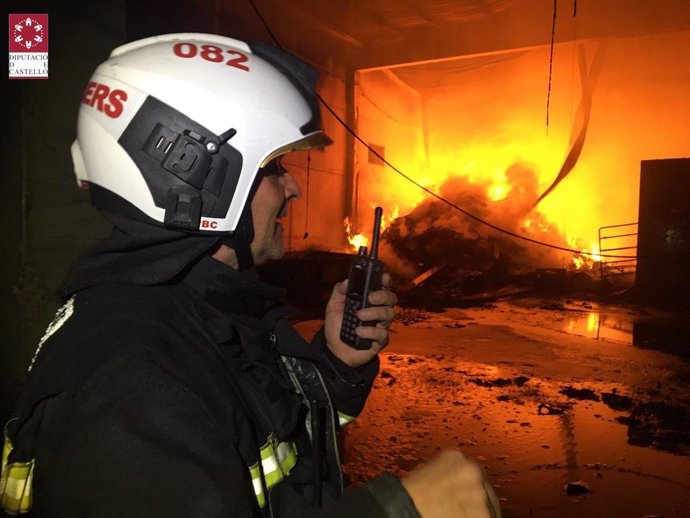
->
220;236;254;270
219;188;257;270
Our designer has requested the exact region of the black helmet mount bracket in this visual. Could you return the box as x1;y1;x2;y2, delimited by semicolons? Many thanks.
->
118;96;244;233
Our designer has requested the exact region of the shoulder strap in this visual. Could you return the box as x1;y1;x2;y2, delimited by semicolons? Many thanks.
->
279;355;344;503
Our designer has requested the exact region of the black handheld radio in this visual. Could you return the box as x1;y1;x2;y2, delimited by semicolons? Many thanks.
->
340;207;384;350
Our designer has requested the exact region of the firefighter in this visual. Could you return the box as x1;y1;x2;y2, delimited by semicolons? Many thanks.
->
1;34;501;518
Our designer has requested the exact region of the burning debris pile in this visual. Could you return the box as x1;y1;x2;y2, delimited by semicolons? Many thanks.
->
379;167;604;304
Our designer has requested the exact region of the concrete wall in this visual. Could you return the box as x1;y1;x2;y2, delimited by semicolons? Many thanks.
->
283;72;351;253
354;69;427;235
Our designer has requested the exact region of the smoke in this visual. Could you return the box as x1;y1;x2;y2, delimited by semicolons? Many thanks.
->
381;162;571;279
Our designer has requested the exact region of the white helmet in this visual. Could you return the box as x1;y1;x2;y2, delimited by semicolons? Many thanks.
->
71;33;332;238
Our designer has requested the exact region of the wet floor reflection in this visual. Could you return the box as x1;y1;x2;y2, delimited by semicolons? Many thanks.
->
506;298;689;361
560;303;690;360
563;310;634;344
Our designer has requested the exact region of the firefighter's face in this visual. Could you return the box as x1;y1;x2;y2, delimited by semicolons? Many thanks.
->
249;157;301;265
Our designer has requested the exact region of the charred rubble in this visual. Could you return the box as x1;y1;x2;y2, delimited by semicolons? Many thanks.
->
380;172;611;308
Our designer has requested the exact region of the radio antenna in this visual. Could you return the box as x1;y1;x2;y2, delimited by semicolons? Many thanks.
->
370;207;383;259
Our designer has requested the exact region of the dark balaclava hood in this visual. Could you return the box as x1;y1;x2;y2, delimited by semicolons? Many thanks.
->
58;186;224;297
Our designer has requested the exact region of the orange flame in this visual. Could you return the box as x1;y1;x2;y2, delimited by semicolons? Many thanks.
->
383;204;400;229
343;205;400;251
344;217;369;251
570;241;602;270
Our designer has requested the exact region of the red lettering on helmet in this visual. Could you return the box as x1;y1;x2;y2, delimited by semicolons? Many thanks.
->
90;83;109;110
82;82;97;104
81;82;128;119
201;219;218;229
225;51;249;72
105;89;127;118
171;42;250;72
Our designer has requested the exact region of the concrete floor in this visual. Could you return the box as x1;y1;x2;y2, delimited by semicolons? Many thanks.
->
297;298;690;518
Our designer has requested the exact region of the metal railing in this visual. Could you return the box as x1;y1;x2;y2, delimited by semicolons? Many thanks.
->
598;222;638;282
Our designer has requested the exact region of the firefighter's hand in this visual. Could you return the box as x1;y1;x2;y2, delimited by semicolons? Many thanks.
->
323;273;397;368
402;450;502;518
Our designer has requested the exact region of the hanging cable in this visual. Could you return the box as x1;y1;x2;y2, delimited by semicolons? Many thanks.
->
546;0;558;130
248;0;283;49
245;0;685;260
304;151;311;239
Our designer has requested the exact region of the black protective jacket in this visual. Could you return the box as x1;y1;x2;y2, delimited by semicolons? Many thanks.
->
1;255;420;518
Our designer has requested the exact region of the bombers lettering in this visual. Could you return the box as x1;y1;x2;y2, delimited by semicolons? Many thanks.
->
82;82;128;118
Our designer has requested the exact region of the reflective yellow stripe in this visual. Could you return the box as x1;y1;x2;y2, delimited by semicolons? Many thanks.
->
1;435;33;514
1;429;300;513
248;463;265;508
338;411;355;427
248;435;298;508
275;441;296;473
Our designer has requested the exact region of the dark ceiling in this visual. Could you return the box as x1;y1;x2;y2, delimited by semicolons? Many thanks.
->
210;0;690;76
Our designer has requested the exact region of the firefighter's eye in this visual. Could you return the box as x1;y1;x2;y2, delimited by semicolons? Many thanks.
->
260;157;288;177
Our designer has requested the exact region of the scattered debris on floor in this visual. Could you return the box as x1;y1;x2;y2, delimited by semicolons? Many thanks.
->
559;386;601;401
564;481;592;495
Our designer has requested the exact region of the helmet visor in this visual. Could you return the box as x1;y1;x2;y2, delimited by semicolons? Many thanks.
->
260;131;333;168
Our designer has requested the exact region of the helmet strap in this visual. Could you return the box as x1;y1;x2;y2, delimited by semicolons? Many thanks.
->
235;243;255;270
219;197;255;270
220;235;254;270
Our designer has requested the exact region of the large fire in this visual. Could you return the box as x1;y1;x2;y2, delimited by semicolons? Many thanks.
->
341;30;690;273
